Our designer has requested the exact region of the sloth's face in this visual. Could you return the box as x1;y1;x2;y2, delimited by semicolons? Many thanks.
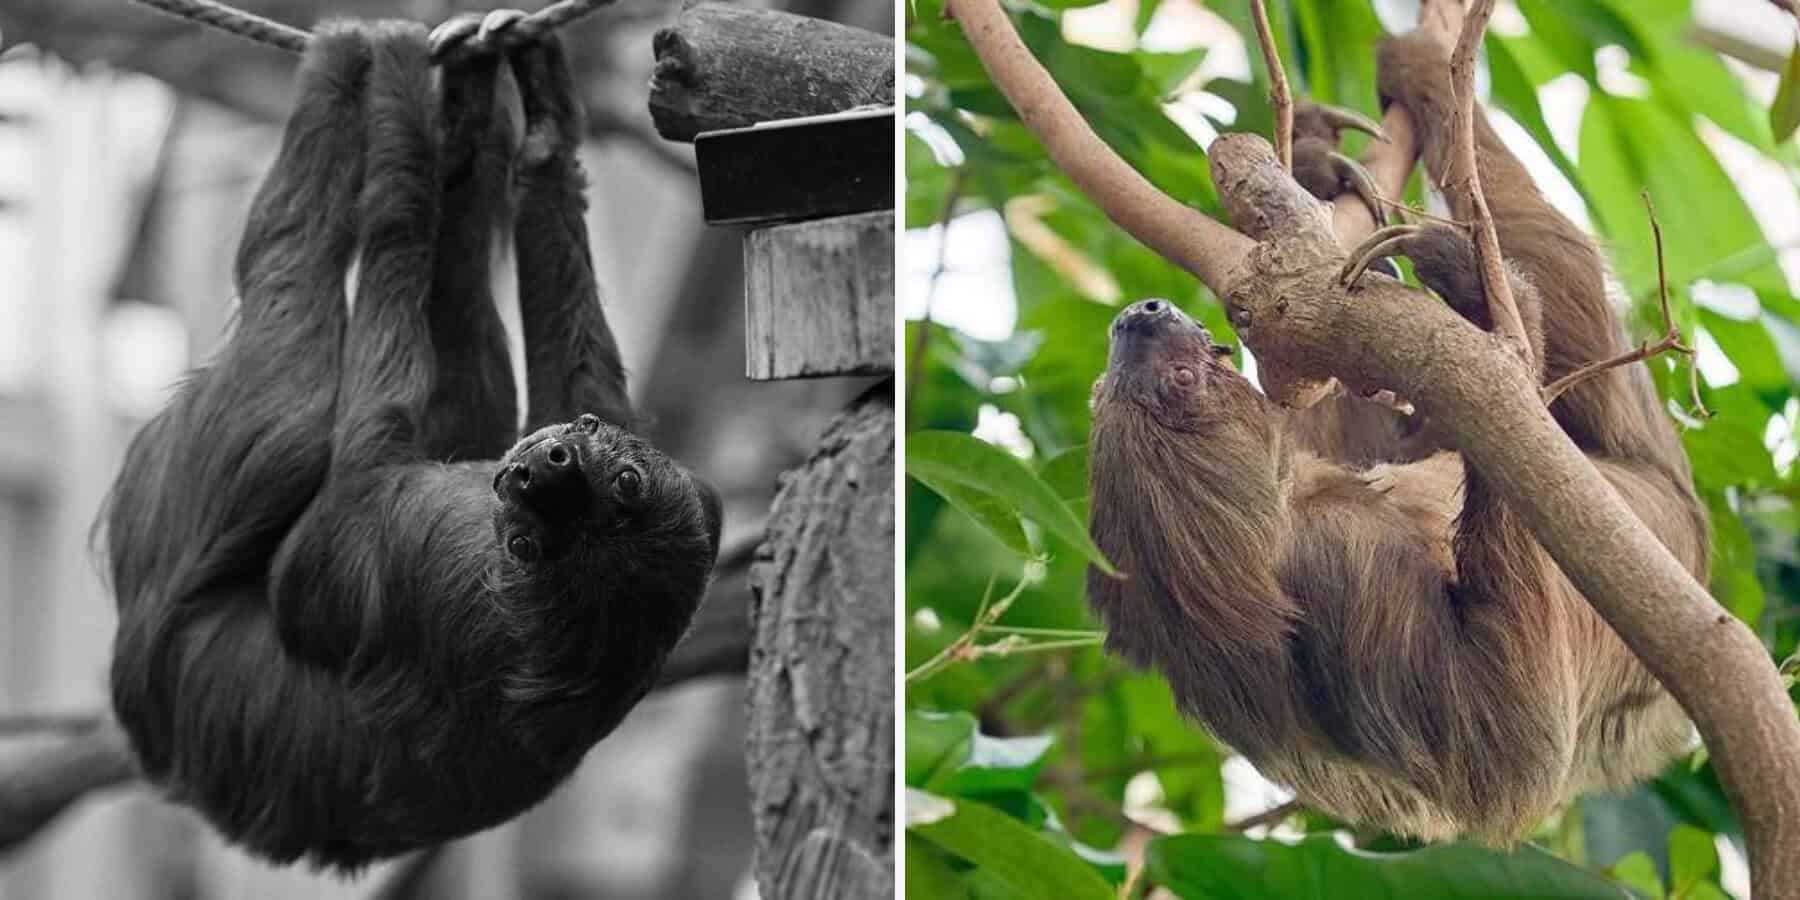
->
492;414;722;568
1092;299;1250;432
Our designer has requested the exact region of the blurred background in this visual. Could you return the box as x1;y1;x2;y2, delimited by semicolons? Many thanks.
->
0;0;887;897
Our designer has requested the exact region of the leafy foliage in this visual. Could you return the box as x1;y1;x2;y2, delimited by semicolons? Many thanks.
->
905;0;1800;894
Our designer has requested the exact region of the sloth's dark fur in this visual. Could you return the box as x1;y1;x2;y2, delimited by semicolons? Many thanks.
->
103;21;719;868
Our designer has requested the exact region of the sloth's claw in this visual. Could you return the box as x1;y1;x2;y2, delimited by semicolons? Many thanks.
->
1298;101;1389;143
1339;223;1423;287
1328;150;1386;227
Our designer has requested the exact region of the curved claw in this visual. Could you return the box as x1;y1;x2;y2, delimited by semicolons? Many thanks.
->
1328;151;1386;227
1338;223;1422;287
1296;101;1389;143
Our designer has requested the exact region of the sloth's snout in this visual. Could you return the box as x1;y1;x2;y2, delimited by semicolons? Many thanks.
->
497;438;591;521
1111;299;1187;336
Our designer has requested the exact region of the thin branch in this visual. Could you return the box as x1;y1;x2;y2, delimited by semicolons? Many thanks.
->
1249;0;1292;171
1225;799;1304;832
1441;0;1533;366
1542;191;1708;417
1372;194;1467;230
944;0;1254;295
906;567;1103;684
905;169;969;429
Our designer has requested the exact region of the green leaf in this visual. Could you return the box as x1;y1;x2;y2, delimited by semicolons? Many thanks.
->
906;835;973;900
907;709;977;787
1608;851;1664;899
908;789;1116;900
1666;825;1718;897
907;430;1118;574
1148;834;1636;899
1772;44;1800;143
932;477;1035;557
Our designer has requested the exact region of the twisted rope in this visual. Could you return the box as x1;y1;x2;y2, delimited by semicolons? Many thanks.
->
128;0;619;59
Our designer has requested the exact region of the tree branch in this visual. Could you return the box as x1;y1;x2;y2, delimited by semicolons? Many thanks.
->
1441;0;1533;366
944;0;1253;296
942;0;1800;894
1542;191;1706;416
1249;0;1291;172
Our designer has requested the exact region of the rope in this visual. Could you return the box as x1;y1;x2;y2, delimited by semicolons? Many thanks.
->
127;0;620;59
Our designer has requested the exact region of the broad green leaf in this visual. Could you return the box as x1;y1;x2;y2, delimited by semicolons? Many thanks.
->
1037;446;1089;502
932;477;1035;557
1772;44;1800;143
908;430;1118;573
908;709;978;787
908;790;1116;900
1666;825;1718;897
906;835;973;900
1148;834;1635;899
1608;852;1664;899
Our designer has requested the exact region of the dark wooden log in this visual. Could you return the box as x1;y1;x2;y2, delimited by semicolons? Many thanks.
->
746;383;894;900
649;2;893;142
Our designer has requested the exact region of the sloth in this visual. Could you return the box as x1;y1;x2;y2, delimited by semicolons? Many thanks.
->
103;16;719;868
1085;31;1706;842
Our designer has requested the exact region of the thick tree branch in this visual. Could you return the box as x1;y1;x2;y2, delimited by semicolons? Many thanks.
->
944;0;1253;296
944;0;1800;894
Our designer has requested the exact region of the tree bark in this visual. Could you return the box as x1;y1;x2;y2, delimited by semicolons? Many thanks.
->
648;2;893;142
746;384;895;899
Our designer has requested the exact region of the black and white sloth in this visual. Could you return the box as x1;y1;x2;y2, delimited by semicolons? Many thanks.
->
103;14;720;868
1086;31;1707;843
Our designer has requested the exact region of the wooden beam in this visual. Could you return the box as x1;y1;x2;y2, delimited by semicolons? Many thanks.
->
648;2;893;143
743;211;894;381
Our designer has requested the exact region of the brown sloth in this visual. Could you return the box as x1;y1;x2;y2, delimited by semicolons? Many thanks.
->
1085;32;1707;843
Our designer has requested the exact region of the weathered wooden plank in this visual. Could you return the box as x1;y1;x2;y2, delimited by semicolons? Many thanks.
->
744;211;893;381
747;384;894;900
649;2;894;143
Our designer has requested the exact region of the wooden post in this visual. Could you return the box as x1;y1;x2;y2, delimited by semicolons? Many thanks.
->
653;6;894;897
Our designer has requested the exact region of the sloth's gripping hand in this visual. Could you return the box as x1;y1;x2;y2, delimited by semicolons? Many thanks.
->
1291;101;1389;228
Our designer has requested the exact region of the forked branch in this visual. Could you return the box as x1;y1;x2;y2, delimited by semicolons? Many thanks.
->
1542;191;1708;417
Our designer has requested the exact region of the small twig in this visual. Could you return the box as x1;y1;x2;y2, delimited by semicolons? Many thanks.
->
1225;799;1303;832
905;169;969;429
1542;192;1708;417
1442;0;1533;367
1372;194;1468;230
906;566;1103;684
1250;0;1292;171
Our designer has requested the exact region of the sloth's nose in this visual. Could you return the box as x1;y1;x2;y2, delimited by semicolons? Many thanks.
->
497;439;590;520
1112;299;1180;334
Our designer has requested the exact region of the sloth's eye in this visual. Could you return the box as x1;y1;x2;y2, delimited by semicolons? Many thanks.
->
613;467;643;500
1171;366;1197;386
1210;343;1234;358
507;534;540;562
575;414;602;434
